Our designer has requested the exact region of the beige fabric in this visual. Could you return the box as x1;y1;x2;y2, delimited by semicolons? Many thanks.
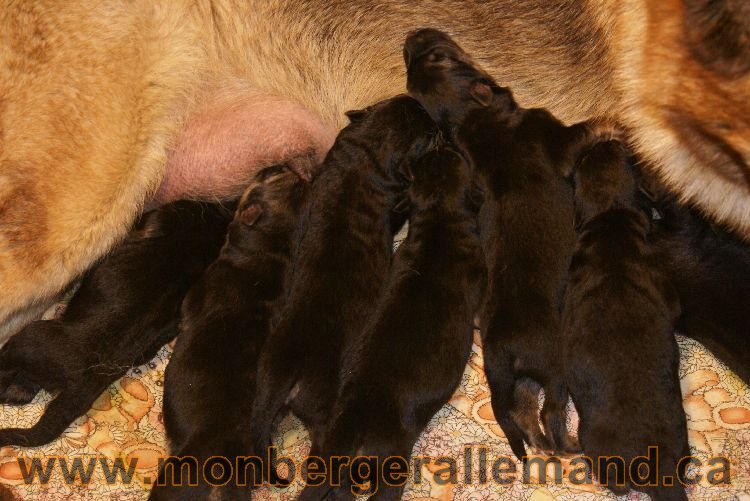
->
0;328;747;500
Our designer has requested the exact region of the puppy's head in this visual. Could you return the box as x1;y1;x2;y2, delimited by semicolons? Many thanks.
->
406;143;477;212
404;29;516;130
231;165;313;239
573;141;640;223
339;95;438;183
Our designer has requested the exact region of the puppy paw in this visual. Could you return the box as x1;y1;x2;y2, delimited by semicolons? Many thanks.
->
0;383;39;406
527;434;556;456
556;435;582;456
0;372;40;406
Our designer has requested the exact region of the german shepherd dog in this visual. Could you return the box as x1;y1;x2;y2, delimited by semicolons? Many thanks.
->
0;200;233;448
651;191;750;386
150;166;311;500
2;1;749;340
563;141;689;500
298;145;484;501
405;29;591;460
249;95;437;474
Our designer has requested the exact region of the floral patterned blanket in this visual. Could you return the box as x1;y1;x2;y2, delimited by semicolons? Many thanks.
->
0;230;748;500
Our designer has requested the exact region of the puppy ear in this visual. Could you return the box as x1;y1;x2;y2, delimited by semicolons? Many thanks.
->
345;109;368;123
238;203;262;226
469;80;493;107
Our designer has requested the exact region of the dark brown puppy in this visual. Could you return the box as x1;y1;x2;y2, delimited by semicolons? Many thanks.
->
249;96;437;474
150;166;311;500
563;141;688;500
405;29;591;459
651;192;750;386
299;145;484;501
0;200;233;448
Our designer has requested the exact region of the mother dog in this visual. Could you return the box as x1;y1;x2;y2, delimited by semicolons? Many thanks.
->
1;0;748;337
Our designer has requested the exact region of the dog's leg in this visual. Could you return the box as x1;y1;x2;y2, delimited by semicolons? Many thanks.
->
481;339;528;462
0;370;41;406
0;384;106;448
248;341;301;487
0;320;64;404
540;380;579;455
510;378;554;454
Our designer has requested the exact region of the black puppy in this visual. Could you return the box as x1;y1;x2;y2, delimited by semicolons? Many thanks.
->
0;200;233;448
150;166;312;500
563;141;689;500
299;145;484;501
650;189;750;386
405;28;592;459
249;96;437;476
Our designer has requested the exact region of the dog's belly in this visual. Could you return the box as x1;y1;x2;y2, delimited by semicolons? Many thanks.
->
155;87;336;203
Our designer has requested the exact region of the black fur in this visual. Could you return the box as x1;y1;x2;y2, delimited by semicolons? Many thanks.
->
563;141;689;500
0;201;233;448
248;96;438;473
651;189;750;385
405;28;591;460
148;167;312;500
299;145;485;501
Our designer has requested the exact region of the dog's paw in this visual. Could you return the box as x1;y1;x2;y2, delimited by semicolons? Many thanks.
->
527;434;556;456
0;372;40;406
556;434;582;456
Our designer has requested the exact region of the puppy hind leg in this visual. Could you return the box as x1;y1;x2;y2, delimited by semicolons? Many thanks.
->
0;370;41;406
483;342;527;462
0;320;63;404
0;385;104;448
541;381;579;455
510;378;554;454
364;440;413;501
298;422;358;500
248;348;300;486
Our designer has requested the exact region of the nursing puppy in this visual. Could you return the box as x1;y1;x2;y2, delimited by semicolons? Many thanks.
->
405;29;590;459
563;141;689;500
4;0;750;342
299;145;484;501
651;192;750;385
0;200;233;448
249;95;437;472
150;166;311;500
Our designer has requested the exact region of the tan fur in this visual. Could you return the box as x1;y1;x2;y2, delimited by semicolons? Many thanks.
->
0;0;749;338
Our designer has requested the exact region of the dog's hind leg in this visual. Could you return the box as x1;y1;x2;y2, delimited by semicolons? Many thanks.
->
0;383;107;448
510;378;553;454
480;340;528;462
0;370;41;406
0;320;64;405
540;380;579;454
248;342;301;486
